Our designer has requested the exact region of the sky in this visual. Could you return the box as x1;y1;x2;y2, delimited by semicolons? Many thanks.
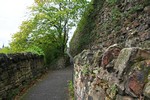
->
0;0;34;48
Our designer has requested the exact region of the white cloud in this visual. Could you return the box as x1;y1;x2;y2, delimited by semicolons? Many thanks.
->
0;0;34;47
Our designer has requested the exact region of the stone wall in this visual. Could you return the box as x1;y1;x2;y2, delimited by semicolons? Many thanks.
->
73;0;150;99
92;0;150;51
49;56;69;69
74;45;150;99
70;0;150;56
0;53;45;99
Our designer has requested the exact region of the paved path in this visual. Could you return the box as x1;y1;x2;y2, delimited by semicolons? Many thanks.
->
21;67;73;100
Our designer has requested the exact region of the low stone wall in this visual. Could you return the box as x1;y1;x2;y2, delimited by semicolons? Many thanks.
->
74;45;150;99
0;53;45;99
50;56;70;69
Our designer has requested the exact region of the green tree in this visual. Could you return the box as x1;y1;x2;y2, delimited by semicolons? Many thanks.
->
10;0;89;64
30;0;89;54
10;19;37;52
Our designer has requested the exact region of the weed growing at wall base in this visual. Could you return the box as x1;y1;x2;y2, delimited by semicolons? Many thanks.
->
68;80;74;100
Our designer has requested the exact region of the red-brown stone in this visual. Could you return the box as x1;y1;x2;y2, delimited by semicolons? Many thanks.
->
140;32;150;41
128;71;145;97
131;21;140;28
101;45;121;68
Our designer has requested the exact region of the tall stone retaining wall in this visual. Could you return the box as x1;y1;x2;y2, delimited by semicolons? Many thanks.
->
70;0;150;57
72;0;150;99
0;53;45;99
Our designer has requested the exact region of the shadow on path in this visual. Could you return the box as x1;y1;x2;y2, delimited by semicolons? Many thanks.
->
21;67;72;100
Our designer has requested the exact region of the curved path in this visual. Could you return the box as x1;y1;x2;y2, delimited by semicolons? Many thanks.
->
21;67;73;100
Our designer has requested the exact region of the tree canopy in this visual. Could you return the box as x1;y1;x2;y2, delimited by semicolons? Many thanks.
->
10;0;89;64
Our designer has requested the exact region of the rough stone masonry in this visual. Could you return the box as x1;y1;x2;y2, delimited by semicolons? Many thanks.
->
74;45;150;99
73;0;150;99
0;53;45;99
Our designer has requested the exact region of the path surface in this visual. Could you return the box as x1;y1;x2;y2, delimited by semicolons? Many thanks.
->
22;67;73;100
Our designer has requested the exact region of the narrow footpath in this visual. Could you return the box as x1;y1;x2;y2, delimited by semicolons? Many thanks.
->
21;67;73;100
